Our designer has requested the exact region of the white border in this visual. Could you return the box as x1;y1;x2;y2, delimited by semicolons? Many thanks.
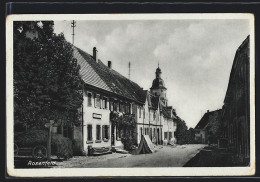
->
6;13;255;177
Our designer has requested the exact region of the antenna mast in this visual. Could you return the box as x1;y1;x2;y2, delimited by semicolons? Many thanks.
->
128;61;131;80
71;20;76;45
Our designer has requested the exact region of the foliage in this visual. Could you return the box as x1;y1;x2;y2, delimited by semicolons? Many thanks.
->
110;111;137;150
13;21;83;129
14;129;73;159
121;132;136;151
185;128;196;144
14;129;48;147
175;116;196;144
110;111;136;130
175;116;188;144
52;134;73;159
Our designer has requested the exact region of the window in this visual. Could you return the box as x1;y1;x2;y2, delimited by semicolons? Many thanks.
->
122;103;125;113
116;126;122;140
164;132;168;140
103;98;107;109
153;112;156;120
102;125;110;140
94;94;100;108
87;93;92;106
169;132;172;140
96;125;101;141
87;125;92;141
139;107;141;118
143;108;145;119
100;97;102;109
114;101;118;111
110;100;114;111
119;102;122;112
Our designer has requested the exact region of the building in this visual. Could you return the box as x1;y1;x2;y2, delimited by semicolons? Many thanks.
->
221;36;250;163
73;47;177;154
194;109;222;144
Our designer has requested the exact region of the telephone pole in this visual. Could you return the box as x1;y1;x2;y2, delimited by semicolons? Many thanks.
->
71;20;76;45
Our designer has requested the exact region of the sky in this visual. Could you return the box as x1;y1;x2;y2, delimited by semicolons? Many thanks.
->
54;19;249;128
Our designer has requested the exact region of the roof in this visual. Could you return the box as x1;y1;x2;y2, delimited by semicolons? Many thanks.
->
151;77;166;90
162;107;171;119
224;35;249;104
74;47;147;104
195;110;221;129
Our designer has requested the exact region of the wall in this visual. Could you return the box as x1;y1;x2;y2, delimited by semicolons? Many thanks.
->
195;129;206;144
82;91;112;153
222;37;250;162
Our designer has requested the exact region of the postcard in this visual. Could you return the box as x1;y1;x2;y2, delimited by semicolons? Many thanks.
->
6;13;255;177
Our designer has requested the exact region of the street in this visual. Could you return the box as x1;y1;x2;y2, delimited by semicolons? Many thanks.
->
54;144;206;168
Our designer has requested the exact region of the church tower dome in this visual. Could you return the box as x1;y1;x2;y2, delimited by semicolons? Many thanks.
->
151;65;166;90
150;65;168;106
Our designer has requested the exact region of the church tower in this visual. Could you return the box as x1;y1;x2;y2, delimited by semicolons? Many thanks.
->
150;65;168;106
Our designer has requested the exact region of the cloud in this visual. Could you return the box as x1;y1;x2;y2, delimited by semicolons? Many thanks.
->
54;19;249;128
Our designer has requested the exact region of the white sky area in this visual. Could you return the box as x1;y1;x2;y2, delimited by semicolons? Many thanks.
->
54;19;249;128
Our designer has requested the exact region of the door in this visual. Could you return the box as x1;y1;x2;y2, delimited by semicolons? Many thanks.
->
111;123;115;146
157;128;160;145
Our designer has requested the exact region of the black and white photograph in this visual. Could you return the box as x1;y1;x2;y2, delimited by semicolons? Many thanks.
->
6;13;255;176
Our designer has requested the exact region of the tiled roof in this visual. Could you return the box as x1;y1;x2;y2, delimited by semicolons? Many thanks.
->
73;48;111;92
74;47;146;104
162;107;172;119
195;110;221;129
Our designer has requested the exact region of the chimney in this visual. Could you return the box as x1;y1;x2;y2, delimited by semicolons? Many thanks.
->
207;110;209;113
108;61;112;69
93;47;98;62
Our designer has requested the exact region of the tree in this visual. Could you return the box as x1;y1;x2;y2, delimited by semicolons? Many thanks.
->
14;21;83;130
174;115;197;144
175;116;188;144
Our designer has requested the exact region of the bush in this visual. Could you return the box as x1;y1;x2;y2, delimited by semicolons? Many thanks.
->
52;134;73;159
121;135;136;151
14;129;73;159
15;129;48;147
72;139;86;156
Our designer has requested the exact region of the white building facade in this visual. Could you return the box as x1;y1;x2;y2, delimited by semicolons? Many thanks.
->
73;47;177;154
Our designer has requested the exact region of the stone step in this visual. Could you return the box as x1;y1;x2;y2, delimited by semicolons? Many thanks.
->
111;146;129;154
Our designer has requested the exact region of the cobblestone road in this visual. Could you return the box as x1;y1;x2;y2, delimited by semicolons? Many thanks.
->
54;144;206;168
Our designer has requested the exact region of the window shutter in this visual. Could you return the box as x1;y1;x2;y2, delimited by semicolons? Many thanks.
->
108;125;110;139
102;125;105;139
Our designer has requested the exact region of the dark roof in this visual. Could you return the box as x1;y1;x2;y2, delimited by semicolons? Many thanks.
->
195;110;221;129
224;35;249;104
150;77;166;90
162;107;171;119
74;47;146;104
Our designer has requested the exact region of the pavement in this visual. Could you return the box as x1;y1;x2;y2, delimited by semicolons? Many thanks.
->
53;144;206;168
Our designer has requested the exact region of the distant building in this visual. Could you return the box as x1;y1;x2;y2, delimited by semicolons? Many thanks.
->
221;36;250;163
195;109;222;144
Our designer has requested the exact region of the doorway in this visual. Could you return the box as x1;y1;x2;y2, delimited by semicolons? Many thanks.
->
111;123;115;146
